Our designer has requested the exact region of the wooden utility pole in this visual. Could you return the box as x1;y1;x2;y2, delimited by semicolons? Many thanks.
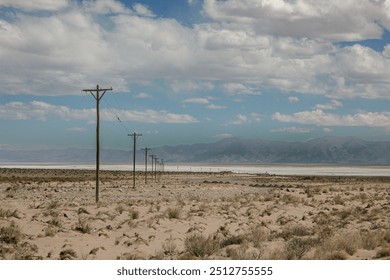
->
129;132;142;188
141;148;151;184
150;154;156;183
154;157;158;182
82;85;112;203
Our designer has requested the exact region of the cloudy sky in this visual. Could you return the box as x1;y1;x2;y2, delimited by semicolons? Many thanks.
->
1;0;390;150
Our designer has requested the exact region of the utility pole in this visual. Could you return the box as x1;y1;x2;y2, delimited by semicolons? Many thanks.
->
141;147;151;184
154;156;158;182
150;154;156;183
82;85;112;203
160;159;164;181
129;132;142;189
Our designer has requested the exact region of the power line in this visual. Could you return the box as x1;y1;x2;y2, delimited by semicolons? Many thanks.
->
102;97;130;134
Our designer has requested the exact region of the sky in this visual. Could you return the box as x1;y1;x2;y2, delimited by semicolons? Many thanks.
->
1;0;390;150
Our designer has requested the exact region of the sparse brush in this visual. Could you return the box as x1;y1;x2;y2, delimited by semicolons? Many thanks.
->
44;226;58;237
166;207;181;219
13;241;40;260
74;217;91;234
59;249;78;260
161;236;178;257
375;248;390;259
0;222;23;244
115;205;126;214
129;209;139;220
221;234;245;248
184;233;220;258
285;237;318;260
226;245;263;260
0;208;20;219
47;217;62;228
47;200;61;209
77;207;89;215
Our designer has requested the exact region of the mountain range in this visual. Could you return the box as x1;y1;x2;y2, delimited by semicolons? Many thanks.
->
1;136;390;164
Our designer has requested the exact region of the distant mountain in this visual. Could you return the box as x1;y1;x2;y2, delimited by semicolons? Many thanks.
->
2;136;390;164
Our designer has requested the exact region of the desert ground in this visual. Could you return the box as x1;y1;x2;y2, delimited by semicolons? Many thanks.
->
1;167;390;260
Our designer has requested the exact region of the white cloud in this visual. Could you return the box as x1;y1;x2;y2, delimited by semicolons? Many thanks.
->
0;0;389;102
213;133;233;139
288;96;299;103
0;0;69;11
222;83;259;96
169;80;215;93
206;104;226;110
133;3;155;17
271;126;312;133
183;98;210;104
83;0;129;14
134;92;151;99
314;100;343;110
273;110;390;128
0;101;198;123
203;0;390;41
225;113;261;125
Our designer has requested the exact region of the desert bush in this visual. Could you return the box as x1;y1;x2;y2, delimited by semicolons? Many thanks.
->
59;249;78;260
0;208;19;219
14;241;39;260
0;222;23;244
115;205;126;214
361;230;387;250
166;207;181;219
74;217;91;234
285;237;317;260
184;233;220;258
226;245;263;260
129;209;139;220
221;234;245;248
247;226;268;248
375;248;390;259
47;200;61;209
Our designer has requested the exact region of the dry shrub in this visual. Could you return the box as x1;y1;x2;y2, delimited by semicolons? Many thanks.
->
0;208;19;219
375;248;390;259
0;222;23;244
129;209;140;220
247;226;268;248
278;225;312;240
221;234;245;248
226;245;263;260
74;217;91;234
59;249;78;260
361;230;388;250
166;207;181;219
285;237;317;260
184;233;220;258
14;241;39;260
314;232;361;259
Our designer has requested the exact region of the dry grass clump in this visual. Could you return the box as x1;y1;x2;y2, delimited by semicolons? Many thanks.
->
0;208;20;219
226;244;263;260
0;221;40;259
74;216;92;234
166;207;182;219
284;237;318;260
184;233;220;258
0;221;23;244
59;249;78;260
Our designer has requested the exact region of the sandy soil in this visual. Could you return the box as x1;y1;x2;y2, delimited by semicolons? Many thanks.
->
1;168;390;260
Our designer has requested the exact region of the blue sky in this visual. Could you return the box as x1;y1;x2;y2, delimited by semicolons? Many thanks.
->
1;0;390;150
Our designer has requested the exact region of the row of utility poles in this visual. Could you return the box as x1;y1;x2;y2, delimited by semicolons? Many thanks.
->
83;85;164;203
